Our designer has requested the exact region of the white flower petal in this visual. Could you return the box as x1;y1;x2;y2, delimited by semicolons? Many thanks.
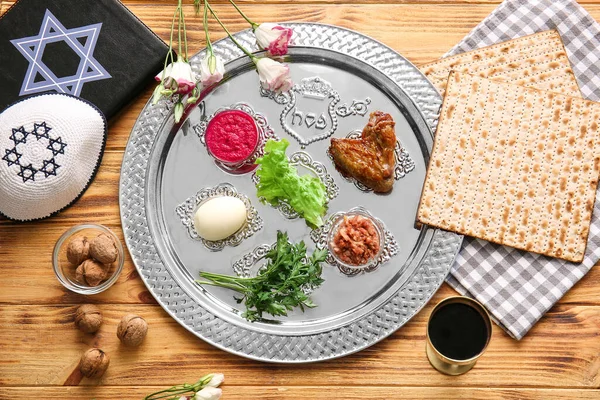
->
206;373;225;388
254;23;293;56
200;54;225;86
195;386;222;400
255;57;293;93
255;23;281;49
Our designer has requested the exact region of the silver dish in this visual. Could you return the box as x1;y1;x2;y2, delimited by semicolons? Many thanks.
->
119;23;463;363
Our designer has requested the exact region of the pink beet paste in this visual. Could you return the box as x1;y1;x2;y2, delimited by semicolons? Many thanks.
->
205;110;259;163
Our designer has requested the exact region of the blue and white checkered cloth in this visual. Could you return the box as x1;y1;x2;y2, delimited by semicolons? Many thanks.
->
442;0;600;339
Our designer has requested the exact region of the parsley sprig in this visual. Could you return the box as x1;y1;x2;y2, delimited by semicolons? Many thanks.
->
197;231;327;321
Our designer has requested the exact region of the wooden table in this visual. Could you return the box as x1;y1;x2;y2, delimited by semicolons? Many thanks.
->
2;0;600;398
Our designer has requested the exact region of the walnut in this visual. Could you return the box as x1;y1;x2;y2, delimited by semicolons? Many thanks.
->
79;348;110;378
74;304;103;333
66;236;90;265
75;259;108;287
89;234;118;264
117;314;148;347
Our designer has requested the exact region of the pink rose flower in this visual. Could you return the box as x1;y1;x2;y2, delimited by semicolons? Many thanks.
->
200;54;225;87
155;59;196;96
255;57;293;94
254;23;293;56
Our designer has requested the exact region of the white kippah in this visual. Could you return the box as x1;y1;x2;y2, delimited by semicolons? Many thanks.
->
0;93;106;221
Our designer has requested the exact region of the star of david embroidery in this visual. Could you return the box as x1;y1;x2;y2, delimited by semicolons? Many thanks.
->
2;148;22;166
47;136;67;156
17;164;38;183
10;127;28;145
3;121;66;183
10;9;111;97
40;158;60;177
32;122;51;140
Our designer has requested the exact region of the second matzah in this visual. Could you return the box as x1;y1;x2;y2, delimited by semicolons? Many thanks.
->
417;72;600;263
419;30;581;98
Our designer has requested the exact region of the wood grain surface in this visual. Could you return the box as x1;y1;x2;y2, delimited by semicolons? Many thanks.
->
2;1;600;399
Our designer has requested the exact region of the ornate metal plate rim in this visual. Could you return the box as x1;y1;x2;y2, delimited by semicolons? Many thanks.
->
119;22;463;363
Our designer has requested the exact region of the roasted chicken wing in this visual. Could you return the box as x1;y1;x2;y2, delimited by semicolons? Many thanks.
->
329;111;397;193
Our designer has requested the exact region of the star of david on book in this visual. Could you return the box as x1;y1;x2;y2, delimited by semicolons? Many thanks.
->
10;9;111;97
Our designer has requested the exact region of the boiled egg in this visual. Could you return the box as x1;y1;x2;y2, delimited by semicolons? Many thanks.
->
193;196;247;241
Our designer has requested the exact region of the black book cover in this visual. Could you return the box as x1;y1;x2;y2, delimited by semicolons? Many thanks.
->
0;0;169;119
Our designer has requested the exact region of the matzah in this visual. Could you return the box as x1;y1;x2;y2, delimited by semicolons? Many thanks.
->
417;72;600;262
419;30;581;98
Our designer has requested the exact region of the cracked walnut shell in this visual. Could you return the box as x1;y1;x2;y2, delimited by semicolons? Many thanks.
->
75;259;108;287
117;314;148;347
89;234;118;264
79;348;110;378
66;236;90;265
74;304;103;333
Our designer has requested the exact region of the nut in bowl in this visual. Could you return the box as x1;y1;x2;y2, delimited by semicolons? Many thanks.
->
53;224;124;294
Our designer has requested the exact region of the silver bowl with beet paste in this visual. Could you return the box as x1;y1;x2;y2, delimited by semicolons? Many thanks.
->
204;108;261;173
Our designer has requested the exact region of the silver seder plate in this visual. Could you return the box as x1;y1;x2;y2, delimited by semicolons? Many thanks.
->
119;23;463;363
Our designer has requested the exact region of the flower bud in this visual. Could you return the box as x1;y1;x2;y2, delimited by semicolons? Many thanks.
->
174;102;185;123
152;84;165;105
195;386;222;400
200;53;225;87
206;373;224;387
155;59;196;96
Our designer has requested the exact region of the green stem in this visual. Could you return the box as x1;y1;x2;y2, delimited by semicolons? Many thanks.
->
199;270;261;284
227;0;257;29
182;2;189;61
198;276;247;288
145;386;193;400
196;277;250;293
146;389;191;400
203;0;213;54
145;376;211;400
162;6;180;78
205;1;256;60
177;0;183;59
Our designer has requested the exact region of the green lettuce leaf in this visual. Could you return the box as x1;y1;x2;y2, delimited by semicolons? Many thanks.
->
255;139;327;227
